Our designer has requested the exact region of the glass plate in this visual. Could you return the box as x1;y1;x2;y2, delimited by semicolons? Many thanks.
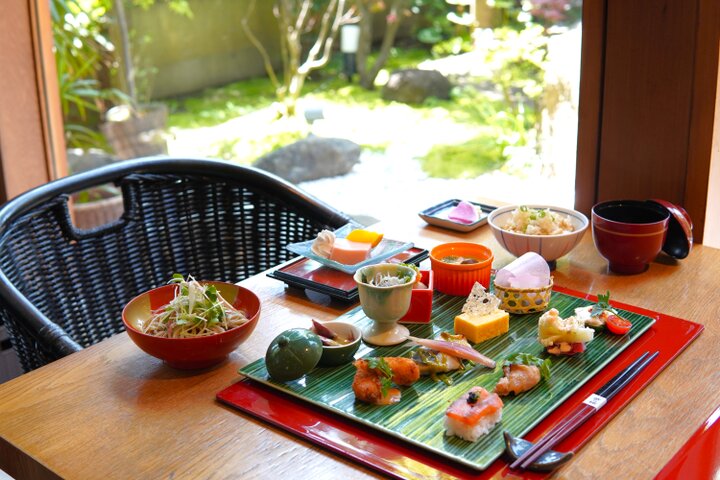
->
286;223;414;274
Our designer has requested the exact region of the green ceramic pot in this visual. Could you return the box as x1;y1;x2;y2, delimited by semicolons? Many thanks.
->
265;328;323;381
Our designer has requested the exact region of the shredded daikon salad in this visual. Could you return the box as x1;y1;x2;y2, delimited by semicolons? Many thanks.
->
361;270;413;287
503;206;575;235
141;274;249;338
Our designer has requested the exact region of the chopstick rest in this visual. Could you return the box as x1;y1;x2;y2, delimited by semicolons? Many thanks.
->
506;350;659;472
503;431;573;472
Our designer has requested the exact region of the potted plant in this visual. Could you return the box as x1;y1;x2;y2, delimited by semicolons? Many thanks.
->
99;0;173;159
70;184;125;230
101;0;196;159
53;0;128;229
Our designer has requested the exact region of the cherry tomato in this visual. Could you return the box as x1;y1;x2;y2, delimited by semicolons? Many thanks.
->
571;342;586;353
606;314;632;335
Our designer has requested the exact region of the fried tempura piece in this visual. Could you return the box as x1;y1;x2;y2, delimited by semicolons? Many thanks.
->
354;357;420;386
352;357;420;405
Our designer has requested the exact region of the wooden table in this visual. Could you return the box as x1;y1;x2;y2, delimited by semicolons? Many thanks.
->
1;217;718;479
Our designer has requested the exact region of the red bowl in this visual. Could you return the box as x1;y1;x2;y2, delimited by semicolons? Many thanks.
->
592;200;669;274
122;281;261;369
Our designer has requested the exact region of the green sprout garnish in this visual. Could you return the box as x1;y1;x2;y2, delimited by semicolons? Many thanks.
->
503;352;552;382
368;357;393;397
591;291;614;317
399;262;420;284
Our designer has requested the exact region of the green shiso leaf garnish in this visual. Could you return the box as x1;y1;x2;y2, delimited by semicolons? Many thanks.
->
368;357;393;397
503;352;552;382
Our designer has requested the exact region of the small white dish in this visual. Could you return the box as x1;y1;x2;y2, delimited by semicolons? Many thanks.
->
418;199;493;232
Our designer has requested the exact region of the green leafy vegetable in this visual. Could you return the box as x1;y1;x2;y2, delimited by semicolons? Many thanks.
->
590;291;615;317
412;349;457;384
503;352;552;382
399;263;420;284
368;357;393;397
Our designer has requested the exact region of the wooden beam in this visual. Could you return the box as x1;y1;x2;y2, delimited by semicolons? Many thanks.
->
576;0;719;245
574;0;606;216
0;0;66;203
685;0;720;244
598;0;696;205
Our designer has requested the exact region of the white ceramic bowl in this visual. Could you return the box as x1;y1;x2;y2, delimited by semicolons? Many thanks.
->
488;205;589;266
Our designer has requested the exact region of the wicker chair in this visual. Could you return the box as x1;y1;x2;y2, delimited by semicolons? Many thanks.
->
0;158;351;372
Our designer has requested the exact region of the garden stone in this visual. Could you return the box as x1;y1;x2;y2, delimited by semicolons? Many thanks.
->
382;69;452;104
254;136;361;183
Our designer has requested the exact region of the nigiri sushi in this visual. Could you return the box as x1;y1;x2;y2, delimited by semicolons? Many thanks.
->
494;352;551;396
444;387;503;442
495;364;541;396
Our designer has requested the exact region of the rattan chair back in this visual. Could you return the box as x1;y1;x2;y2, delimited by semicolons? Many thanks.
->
0;158;351;372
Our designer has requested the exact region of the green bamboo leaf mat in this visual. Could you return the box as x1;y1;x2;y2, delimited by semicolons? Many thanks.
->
239;291;655;470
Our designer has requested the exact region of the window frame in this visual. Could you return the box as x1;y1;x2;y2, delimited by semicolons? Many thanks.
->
0;0;66;202
2;0;718;244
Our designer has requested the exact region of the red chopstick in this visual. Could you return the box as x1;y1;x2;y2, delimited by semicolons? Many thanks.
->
510;351;659;470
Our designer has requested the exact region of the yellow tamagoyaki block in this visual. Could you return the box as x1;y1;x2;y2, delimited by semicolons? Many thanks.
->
454;309;510;344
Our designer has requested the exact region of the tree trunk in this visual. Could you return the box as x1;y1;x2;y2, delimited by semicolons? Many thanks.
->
357;0;409;90
246;0;346;117
356;1;373;87
115;0;136;106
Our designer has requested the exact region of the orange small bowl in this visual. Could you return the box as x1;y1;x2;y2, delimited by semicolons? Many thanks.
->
430;242;494;296
122;281;261;369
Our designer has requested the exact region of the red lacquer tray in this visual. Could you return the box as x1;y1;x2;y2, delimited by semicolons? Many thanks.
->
267;247;429;302
655;405;720;479
217;285;703;479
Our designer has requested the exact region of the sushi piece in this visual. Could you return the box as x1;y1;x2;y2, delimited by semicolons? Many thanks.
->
495;364;541;396
410;333;471;382
444;387;503;442
494;352;551;396
407;335;496;368
538;308;594;355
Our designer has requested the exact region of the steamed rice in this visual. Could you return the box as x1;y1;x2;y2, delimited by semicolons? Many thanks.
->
444;386;504;442
444;407;503;442
503;206;574;235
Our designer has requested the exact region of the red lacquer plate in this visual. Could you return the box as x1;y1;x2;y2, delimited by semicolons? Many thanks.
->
217;285;703;479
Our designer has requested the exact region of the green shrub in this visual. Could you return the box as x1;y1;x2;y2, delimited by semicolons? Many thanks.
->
420;133;506;178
